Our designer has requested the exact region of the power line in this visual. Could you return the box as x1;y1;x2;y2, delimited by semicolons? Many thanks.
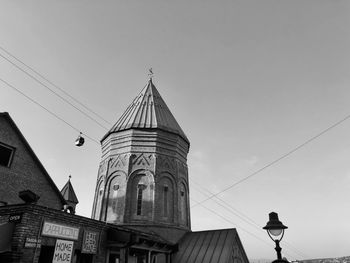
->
192;113;350;208
190;197;298;260
0;52;109;130
0;77;100;144
190;180;307;258
190;179;308;258
0;45;113;126
0;46;330;259
188;112;350;258
191;182;260;227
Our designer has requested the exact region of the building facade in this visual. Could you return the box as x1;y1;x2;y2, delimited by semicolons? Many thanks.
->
0;112;65;209
0;78;250;263
0;204;174;263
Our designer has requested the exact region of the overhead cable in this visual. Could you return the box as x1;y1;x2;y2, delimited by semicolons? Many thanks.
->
192;113;350;208
190;179;308;259
0;45;112;126
0;52;109;130
191;197;298;260
0;77;100;144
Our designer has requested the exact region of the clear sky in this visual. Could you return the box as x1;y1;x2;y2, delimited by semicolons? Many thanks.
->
0;0;349;260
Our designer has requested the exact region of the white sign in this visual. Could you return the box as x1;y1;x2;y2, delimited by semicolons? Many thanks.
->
24;237;41;248
42;222;79;240
52;239;74;263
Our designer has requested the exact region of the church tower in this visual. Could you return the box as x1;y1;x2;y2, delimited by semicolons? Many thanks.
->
91;78;190;241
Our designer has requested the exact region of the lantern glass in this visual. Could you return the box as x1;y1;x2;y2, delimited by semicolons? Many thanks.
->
268;229;283;236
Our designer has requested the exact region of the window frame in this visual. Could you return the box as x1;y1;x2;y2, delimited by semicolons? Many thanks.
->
0;142;15;168
136;184;146;216
163;185;169;217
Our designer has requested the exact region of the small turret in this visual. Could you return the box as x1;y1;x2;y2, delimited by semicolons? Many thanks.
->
61;175;79;214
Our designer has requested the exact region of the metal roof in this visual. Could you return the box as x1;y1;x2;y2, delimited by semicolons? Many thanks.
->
173;229;248;263
102;78;189;143
60;178;79;204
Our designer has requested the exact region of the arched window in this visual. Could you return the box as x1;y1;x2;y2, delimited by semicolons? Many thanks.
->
158;175;174;222
105;173;126;222
128;171;154;219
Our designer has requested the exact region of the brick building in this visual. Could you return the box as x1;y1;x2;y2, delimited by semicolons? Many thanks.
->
0;204;175;263
0;112;65;208
0;78;249;263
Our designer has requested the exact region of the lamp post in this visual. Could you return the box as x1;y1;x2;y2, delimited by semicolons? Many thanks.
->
263;212;289;263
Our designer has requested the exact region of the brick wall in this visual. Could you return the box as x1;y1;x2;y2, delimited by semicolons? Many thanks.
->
0;204;176;263
0;115;63;209
0;204;109;263
93;128;191;236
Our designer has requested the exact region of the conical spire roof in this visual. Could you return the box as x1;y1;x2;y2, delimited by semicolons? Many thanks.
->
61;177;79;204
103;78;189;143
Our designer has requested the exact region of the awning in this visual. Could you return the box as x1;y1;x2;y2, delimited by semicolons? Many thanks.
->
107;229;132;243
0;222;15;253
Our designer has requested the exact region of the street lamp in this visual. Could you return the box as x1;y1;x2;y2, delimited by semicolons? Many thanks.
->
263;212;288;263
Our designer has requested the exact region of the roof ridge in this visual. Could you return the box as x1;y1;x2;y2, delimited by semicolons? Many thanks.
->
191;228;237;233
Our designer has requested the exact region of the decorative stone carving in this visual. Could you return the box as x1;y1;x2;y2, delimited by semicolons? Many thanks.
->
157;155;176;172
177;162;188;181
109;154;127;170
131;153;153;167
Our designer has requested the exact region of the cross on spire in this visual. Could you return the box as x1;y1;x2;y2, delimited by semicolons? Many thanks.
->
148;68;154;79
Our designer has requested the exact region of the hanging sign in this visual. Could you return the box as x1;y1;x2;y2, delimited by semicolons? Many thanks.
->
42;221;79;240
82;230;99;254
52;239;74;263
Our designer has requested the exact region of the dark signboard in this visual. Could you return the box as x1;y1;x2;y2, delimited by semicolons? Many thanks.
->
8;213;22;223
82;230;99;254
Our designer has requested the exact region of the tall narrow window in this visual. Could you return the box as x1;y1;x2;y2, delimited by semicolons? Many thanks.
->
136;184;145;215
181;191;185;221
163;185;168;217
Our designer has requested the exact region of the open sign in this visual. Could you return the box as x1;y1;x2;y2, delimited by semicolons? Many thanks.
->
9;214;22;223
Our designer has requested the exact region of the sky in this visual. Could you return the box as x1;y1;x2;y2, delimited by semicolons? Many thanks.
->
0;0;350;260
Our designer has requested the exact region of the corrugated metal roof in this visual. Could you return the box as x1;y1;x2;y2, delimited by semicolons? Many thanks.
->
102;78;189;143
173;229;240;263
60;179;79;204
